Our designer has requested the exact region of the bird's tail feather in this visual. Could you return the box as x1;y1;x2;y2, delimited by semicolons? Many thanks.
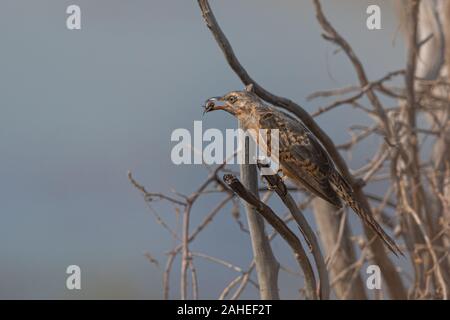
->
329;171;403;257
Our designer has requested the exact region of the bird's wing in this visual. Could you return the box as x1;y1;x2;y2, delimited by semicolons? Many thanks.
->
258;107;403;256
258;108;342;207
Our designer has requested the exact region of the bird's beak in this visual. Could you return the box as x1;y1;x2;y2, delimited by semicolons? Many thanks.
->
202;96;226;116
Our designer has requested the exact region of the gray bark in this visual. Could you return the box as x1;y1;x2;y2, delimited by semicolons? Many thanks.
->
313;199;368;299
239;121;280;300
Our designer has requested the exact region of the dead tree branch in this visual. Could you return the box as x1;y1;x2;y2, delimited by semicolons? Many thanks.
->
223;174;318;300
238;158;280;299
260;171;330;300
312;0;407;299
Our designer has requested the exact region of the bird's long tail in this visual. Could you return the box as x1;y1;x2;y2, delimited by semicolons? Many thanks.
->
329;171;403;257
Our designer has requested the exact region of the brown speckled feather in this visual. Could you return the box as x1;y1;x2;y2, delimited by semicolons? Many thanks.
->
257;106;402;256
258;108;342;208
206;90;403;256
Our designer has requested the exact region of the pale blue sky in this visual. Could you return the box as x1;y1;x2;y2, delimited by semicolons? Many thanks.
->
0;0;406;298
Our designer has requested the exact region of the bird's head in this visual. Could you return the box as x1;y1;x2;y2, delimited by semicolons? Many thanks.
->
203;84;260;117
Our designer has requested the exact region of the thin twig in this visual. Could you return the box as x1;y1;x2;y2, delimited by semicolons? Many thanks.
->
259;170;330;300
223;174;318;300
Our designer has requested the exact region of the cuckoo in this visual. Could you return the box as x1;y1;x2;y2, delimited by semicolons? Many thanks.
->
203;84;402;256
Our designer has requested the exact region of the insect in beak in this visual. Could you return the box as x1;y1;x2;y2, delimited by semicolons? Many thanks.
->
202;97;224;116
202;100;215;116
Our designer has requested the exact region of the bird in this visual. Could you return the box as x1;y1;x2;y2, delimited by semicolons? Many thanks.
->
203;84;403;256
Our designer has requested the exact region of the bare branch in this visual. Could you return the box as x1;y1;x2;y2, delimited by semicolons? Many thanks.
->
223;174;318;300
260;171;330;300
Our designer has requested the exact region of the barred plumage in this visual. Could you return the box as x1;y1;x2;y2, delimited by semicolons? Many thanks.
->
328;171;402;256
204;87;403;256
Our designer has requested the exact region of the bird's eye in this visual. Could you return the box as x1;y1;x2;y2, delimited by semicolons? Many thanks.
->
227;95;237;103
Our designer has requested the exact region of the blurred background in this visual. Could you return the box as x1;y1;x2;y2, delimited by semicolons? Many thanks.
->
0;0;406;299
